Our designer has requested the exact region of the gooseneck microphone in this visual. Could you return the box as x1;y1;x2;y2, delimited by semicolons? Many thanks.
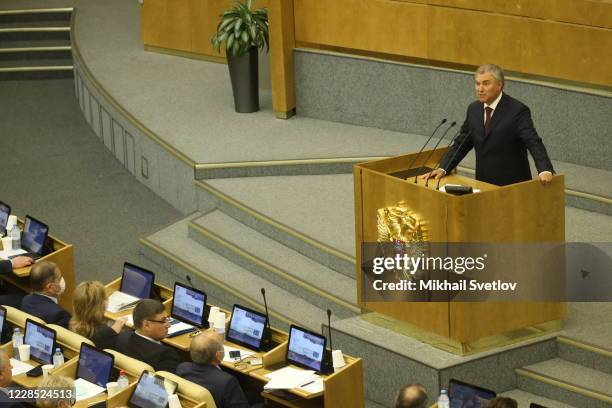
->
186;274;194;287
436;128;473;190
416;121;457;184
406;118;447;173
260;288;273;350
327;309;333;352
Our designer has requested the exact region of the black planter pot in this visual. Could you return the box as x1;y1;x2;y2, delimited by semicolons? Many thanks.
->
226;47;259;113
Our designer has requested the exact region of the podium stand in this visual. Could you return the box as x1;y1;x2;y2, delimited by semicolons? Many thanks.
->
354;148;566;353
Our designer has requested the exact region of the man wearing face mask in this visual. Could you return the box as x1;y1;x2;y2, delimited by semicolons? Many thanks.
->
21;261;71;328
177;330;259;408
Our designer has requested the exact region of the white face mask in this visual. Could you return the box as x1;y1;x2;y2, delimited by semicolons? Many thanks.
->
57;277;66;295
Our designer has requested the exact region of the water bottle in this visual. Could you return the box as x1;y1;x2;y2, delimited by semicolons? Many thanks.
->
117;370;129;389
12;328;23;359
10;223;20;250
52;348;64;368
438;389;450;408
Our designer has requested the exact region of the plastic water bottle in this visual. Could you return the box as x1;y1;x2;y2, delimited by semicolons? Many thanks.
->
52;348;64;368
12;328;23;359
10;224;20;250
438;389;450;408
117;370;129;389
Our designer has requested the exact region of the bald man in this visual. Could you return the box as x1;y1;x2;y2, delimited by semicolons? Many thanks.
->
176;330;253;408
395;383;428;408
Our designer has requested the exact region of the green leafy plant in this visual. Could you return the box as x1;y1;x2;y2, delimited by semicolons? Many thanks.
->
211;0;269;57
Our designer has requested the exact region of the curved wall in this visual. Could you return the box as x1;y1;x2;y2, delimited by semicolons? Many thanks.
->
294;49;612;171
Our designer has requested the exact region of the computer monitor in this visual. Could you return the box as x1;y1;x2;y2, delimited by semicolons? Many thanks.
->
21;215;49;255
120;262;155;299
128;371;178;408
0;202;10;237
76;343;115;387
449;379;496;408
286;325;326;373
226;304;267;351
24;319;56;365
171;282;207;328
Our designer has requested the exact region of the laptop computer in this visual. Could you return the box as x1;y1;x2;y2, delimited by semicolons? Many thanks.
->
167;282;207;337
226;304;267;351
24;319;56;365
128;370;178;408
106;262;155;313
0;202;10;237
8;215;49;260
73;343;115;401
0;306;6;344
286;325;327;374
449;379;496;408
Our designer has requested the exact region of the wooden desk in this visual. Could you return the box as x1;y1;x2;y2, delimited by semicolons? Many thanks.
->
3;223;75;313
103;277;173;321
250;342;364;407
106;382;207;408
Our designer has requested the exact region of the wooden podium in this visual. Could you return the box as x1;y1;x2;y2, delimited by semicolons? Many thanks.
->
354;148;566;353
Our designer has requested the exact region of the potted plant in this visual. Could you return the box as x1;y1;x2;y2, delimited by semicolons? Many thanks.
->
212;0;269;113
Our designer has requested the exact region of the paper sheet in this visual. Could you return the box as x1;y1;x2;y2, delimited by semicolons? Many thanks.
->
73;378;106;401
0;249;26;260
10;358;34;376
264;366;318;390
167;321;195;336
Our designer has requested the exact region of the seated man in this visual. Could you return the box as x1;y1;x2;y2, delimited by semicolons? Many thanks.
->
114;299;181;373
395;383;428;408
177;330;255;408
0;349;26;408
21;261;71;328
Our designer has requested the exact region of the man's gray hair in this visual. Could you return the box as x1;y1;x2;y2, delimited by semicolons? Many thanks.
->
190;330;223;365
475;64;504;86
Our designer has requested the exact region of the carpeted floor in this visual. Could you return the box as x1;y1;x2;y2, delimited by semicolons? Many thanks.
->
0;78;180;283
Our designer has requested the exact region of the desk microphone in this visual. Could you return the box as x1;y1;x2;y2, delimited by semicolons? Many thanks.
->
321;309;334;374
436;128;473;191
416;121;456;184
406;118;447;174
260;288;273;351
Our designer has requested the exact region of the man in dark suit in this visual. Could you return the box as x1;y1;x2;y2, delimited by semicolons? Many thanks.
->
177;330;258;408
21;261;71;328
424;64;554;186
114;299;181;373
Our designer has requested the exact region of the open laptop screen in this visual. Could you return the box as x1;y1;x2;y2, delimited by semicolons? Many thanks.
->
0;202;9;236
226;304;267;350
21;216;49;255
24;319;56;364
128;371;177;408
286;325;326;372
171;282;207;327
120;262;154;299
449;379;496;408
76;344;114;387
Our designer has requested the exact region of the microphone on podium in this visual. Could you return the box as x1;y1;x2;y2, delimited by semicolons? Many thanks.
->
406;118;447;176
415;121;456;184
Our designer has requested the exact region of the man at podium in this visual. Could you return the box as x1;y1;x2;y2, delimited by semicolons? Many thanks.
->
424;64;555;186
